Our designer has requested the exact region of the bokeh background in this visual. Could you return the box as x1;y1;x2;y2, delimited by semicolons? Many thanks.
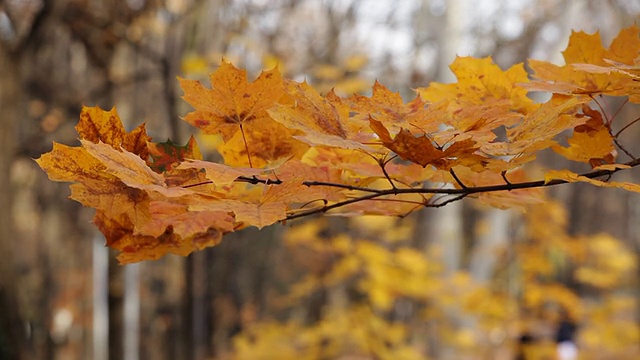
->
1;0;640;359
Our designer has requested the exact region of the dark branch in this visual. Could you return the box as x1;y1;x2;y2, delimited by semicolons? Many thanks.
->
285;157;640;221
449;168;467;189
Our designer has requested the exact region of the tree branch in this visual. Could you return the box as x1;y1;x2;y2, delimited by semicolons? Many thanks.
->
285;158;640;221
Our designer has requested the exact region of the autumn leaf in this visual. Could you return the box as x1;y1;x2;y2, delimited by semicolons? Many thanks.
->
75;106;151;159
177;159;264;186
180;61;285;141
350;81;433;134
148;136;202;172
95;207;233;263
269;81;371;150
417;56;536;114
214;118;309;168
370;118;480;170
36;142;118;186
180;61;308;167
525;27;640;97
544;169;640;192
552;127;616;166
487;96;590;166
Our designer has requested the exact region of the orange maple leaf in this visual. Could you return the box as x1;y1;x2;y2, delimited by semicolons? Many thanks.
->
76;106;151;159
269;81;371;150
350;81;433;134
180;61;285;141
370;118;480;170
180;61;307;167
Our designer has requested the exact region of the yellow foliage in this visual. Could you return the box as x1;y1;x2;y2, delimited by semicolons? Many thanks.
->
575;234;636;289
232;306;424;360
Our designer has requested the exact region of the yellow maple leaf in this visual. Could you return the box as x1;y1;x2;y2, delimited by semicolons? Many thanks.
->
525;27;640;97
544;169;640;192
417;56;536;114
552;126;615;165
215;118;309;167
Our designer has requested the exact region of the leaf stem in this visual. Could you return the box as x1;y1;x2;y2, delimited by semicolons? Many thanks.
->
239;123;253;168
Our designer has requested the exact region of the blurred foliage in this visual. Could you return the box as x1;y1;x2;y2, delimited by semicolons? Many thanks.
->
228;197;637;359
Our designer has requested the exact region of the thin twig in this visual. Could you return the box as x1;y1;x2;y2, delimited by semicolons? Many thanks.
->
182;180;213;188
614;138;637;160
449;168;467;189
501;170;512;186
614;116;640;138
380;156;397;189
610;98;629;125
286;192;386;220
428;194;468;208
590;95;611;126
302;181;385;193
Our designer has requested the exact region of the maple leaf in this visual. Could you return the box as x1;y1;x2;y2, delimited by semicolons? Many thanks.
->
269;81;371;150
525;27;640;97
36;142;118;186
148;136;202;172
180;61;285;141
137;201;235;240
350;81;434;134
487;96;590;166
416;56;536;114
95;207;234;263
553;129;615;166
544;169;640;192
370;118;480;170
552;106;616;166
75;106;151;159
180;61;307;167
214;118;309;167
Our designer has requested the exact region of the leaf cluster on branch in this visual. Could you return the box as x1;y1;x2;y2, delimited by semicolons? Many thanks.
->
37;26;640;263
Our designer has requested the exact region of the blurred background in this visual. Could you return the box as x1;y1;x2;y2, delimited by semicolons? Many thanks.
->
1;0;640;359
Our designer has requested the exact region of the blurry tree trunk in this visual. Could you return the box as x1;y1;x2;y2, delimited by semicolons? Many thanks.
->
468;209;510;282
0;42;27;360
108;255;125;360
413;1;463;358
185;252;209;360
124;264;140;360
93;235;109;360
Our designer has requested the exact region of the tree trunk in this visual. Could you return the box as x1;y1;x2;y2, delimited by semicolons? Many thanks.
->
0;43;28;360
108;255;125;360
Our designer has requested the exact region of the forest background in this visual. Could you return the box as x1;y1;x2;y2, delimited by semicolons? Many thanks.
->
1;0;640;359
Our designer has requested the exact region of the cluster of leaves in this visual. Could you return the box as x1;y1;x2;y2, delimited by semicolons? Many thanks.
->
37;26;640;263
229;200;637;359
